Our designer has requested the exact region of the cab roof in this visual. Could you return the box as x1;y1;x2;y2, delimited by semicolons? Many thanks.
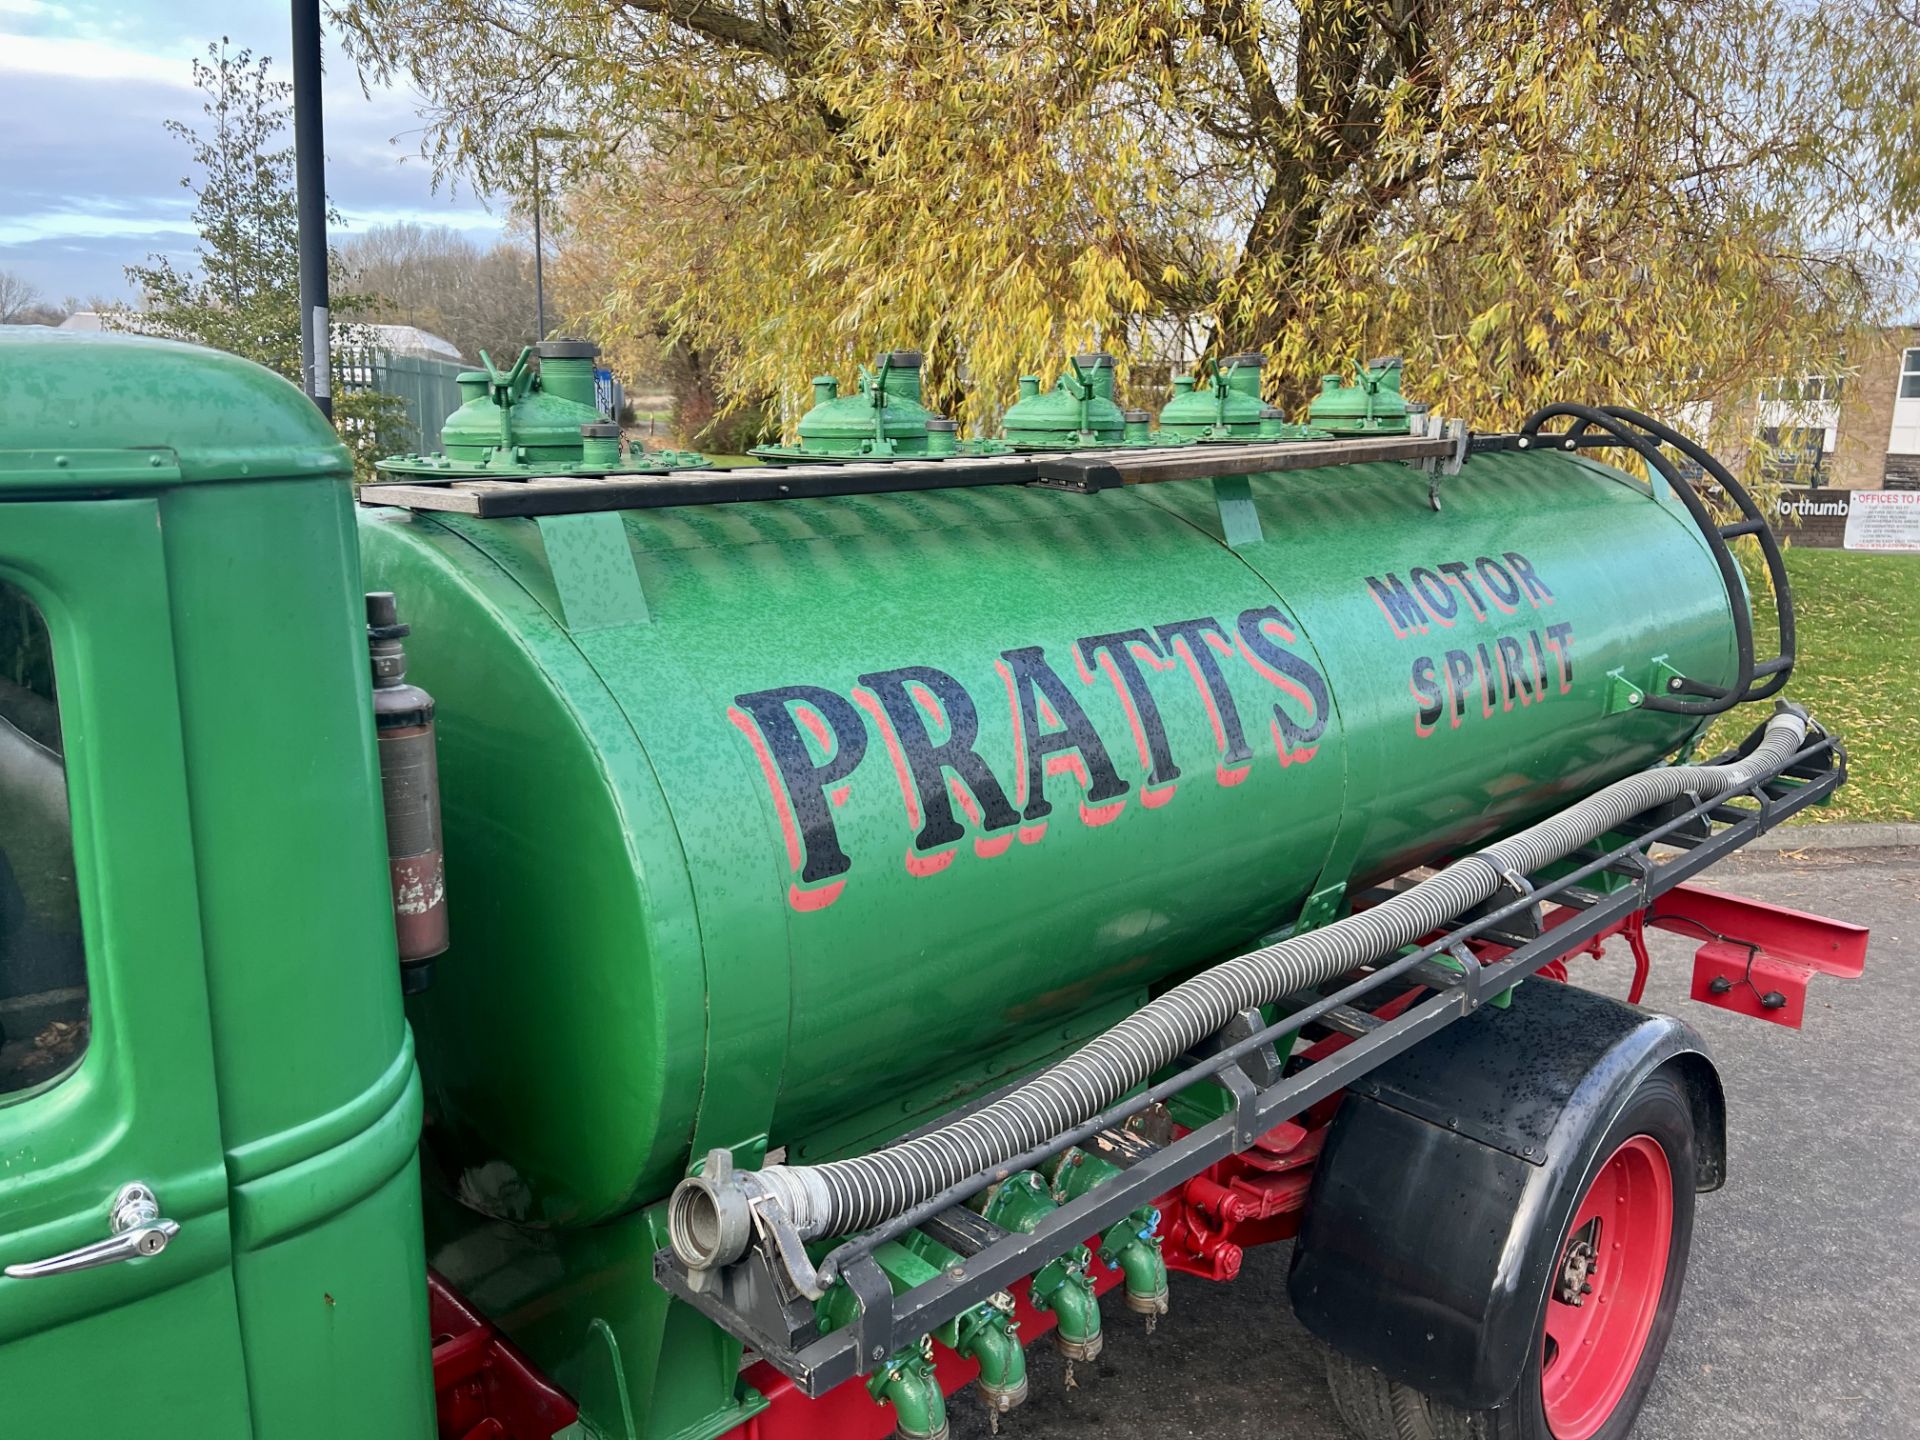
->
0;326;350;492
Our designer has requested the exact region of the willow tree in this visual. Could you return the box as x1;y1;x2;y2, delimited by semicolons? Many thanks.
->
337;0;1905;436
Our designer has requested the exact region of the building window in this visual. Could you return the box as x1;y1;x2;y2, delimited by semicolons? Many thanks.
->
0;581;87;1098
1763;375;1845;404
1901;349;1920;401
1757;425;1829;486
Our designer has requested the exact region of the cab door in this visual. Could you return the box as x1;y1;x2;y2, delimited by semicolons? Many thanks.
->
0;496;252;1431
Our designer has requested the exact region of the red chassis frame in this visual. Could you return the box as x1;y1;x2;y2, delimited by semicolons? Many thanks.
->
434;883;1867;1440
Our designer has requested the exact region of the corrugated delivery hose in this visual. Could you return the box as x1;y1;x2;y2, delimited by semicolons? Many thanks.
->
673;707;1808;1264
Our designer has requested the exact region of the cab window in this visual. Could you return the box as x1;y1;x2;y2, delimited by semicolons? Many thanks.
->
0;580;86;1095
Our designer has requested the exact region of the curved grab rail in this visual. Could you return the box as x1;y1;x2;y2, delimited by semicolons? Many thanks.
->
1518;402;1795;716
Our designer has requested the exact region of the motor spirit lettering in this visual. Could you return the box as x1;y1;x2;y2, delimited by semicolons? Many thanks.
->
731;607;1330;912
1363;552;1576;736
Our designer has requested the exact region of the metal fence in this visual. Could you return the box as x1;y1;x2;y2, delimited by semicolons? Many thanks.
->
336;347;467;453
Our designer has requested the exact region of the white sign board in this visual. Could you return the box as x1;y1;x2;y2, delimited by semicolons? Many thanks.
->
1843;490;1920;552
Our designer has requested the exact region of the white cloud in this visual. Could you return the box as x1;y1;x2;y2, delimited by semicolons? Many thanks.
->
0;30;193;83
0;210;195;245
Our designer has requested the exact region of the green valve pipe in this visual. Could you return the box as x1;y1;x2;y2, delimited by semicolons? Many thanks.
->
867;1340;948;1440
892;1233;1027;1413
979;1173;1103;1360
1032;1254;1103;1361
822;1235;1028;1419
953;1300;1027;1415
817;1244;952;1435
1047;1149;1170;1317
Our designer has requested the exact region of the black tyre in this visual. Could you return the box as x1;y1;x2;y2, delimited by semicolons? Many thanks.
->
1325;1067;1698;1440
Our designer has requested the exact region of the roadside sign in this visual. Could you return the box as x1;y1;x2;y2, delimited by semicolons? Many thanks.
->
1842;490;1920;552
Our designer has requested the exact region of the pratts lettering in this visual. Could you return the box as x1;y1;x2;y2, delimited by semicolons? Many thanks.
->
999;645;1130;825
1155;616;1256;782
853;665;1018;858
1235;607;1330;763
732;606;1330;911
1077;630;1181;793
728;686;869;911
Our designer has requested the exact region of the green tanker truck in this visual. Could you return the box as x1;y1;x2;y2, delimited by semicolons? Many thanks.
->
0;328;1868;1440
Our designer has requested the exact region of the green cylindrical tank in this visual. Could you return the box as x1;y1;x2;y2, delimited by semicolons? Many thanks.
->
1157;353;1268;439
358;445;1738;1227
1001;353;1128;448
1309;356;1414;436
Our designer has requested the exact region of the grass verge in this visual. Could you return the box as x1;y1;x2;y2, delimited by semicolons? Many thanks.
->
1705;547;1919;824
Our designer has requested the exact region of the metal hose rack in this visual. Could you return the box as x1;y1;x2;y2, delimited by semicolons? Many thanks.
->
1515;404;1796;716
655;714;1844;1395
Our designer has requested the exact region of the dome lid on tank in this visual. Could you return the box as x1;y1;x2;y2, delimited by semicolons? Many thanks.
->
1157;352;1269;440
377;339;713;479
1000;352;1130;449
751;350;1008;463
1307;356;1414;436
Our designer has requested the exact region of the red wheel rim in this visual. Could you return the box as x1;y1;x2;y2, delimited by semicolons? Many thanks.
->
1540;1135;1674;1440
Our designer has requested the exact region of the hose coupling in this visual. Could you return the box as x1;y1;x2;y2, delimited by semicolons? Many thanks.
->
667;1152;832;1298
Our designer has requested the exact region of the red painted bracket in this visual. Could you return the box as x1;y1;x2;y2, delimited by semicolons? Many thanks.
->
1651;883;1868;1029
429;1271;580;1440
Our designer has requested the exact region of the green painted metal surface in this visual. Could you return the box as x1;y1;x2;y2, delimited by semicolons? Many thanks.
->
0;328;434;1437
1308;357;1414;436
1156;352;1269;439
358;435;1733;1241
378;339;711;480
1001;353;1128;448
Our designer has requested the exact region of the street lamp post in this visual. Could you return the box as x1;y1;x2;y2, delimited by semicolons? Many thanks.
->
532;139;546;342
291;0;330;418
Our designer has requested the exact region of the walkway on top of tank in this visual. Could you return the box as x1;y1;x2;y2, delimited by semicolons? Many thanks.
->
358;430;1467;520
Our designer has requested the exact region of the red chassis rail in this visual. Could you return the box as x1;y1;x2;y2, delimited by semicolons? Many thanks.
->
437;884;1867;1440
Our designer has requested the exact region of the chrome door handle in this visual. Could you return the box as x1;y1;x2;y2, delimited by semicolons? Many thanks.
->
4;1183;179;1279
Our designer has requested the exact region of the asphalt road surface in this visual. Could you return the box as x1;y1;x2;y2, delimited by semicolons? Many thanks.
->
951;844;1919;1440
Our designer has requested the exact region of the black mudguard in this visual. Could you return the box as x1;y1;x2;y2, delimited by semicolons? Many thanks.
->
1287;978;1726;1410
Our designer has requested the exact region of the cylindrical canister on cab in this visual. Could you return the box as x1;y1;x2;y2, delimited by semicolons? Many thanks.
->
366;591;449;990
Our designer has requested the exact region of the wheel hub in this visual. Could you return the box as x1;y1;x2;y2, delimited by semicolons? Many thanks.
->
1553;1218;1601;1307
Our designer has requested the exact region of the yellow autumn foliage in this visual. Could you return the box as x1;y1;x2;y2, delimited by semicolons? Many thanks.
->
338;0;1910;443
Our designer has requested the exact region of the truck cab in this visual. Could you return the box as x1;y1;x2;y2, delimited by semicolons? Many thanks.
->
0;327;435;1434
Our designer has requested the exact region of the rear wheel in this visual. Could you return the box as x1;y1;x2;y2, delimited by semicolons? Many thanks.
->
1324;1069;1697;1440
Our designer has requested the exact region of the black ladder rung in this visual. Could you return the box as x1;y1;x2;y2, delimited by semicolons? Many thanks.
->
1718;517;1767;539
1751;656;1792;676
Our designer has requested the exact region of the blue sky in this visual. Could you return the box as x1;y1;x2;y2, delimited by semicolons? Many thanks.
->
0;0;503;304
